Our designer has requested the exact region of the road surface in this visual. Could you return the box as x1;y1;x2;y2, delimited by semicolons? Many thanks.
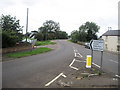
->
3;40;118;88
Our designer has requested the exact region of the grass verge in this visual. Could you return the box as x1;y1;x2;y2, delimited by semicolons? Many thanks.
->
67;40;72;42
35;40;56;46
7;47;52;58
22;37;35;40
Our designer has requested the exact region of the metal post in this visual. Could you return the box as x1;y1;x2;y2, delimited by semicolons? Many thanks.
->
100;51;103;69
90;39;93;67
26;8;29;43
91;50;93;67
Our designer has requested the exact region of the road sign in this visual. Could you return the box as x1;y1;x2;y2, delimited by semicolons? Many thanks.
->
90;40;104;51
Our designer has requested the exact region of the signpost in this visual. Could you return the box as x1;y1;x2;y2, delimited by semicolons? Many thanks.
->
91;40;104;51
90;39;104;69
31;39;37;51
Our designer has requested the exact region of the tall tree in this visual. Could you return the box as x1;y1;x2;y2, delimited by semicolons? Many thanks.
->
71;30;79;43
0;14;23;48
71;21;100;43
0;14;23;32
79;21;100;41
38;20;60;40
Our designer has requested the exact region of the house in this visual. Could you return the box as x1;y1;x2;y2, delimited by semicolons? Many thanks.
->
102;30;120;53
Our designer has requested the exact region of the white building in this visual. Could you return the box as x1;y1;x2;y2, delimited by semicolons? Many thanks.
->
102;30;120;53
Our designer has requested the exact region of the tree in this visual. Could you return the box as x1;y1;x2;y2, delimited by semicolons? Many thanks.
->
0;14;23;48
71;21;100;43
35;32;44;41
79;21;100;41
38;20;60;40
0;14;23;32
71;30;79;43
57;31;68;39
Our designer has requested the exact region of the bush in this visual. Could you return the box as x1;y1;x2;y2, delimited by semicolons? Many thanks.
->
2;32;15;48
2;31;22;48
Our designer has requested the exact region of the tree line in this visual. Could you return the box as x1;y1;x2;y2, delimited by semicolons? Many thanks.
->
36;20;68;41
71;22;100;43
1;14;100;48
0;14;68;48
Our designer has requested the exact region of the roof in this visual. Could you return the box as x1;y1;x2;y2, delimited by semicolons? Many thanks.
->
102;30;120;36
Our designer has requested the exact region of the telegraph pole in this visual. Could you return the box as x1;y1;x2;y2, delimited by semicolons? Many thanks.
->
26;8;29;43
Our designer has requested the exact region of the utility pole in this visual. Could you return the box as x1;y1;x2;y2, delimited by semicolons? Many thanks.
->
26;8;29;43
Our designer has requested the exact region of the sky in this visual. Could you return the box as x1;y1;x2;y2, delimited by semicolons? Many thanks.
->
0;0;119;37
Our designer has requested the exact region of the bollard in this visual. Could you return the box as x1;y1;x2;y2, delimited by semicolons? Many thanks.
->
86;55;92;68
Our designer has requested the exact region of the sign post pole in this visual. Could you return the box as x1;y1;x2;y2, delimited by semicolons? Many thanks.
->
100;51;103;69
90;39;104;69
90;40;93;67
91;49;93;67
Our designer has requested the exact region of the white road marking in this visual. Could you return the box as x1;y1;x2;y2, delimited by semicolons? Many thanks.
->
69;66;79;70
69;58;79;70
69;59;76;66
115;75;120;78
75;60;86;63
109;59;118;64
75;49;78;52
45;73;64;87
92;63;100;68
75;53;77;57
61;74;67;78
77;53;83;57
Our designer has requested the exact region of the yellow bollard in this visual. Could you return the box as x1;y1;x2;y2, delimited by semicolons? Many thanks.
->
86;55;92;68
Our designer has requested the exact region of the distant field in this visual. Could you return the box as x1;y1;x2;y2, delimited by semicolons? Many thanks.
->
8;47;52;58
35;40;56;46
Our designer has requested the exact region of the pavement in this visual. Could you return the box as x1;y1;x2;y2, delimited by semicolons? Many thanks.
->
2;40;119;88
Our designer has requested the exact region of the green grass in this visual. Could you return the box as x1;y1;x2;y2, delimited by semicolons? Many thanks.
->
35;40;56;46
22;37;35;40
7;47;52;58
82;75;88;78
67;40;72;42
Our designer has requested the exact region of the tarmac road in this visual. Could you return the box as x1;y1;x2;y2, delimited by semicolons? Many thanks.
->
2;40;118;88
